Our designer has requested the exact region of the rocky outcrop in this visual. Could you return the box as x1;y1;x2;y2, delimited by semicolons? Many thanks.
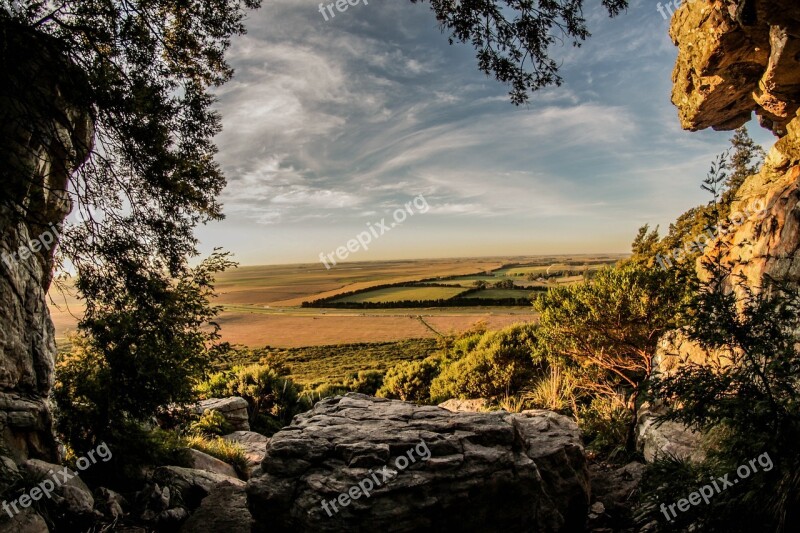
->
642;0;800;465
247;393;589;533
0;21;93;462
195;397;251;432
151;465;245;510
670;0;800;135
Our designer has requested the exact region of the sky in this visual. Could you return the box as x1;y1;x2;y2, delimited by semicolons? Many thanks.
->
197;0;775;266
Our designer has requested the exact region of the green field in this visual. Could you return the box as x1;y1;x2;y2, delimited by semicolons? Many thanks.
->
223;338;439;386
463;289;536;300
332;286;469;303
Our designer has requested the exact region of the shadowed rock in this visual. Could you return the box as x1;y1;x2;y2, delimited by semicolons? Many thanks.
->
247;393;589;533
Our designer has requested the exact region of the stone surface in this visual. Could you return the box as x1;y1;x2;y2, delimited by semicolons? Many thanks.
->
180;481;254;533
151;466;244;510
223;430;270;469
19;459;95;515
186;448;239;479
0;455;21;494
0;507;50;533
247;393;589;532
636;405;705;464
670;0;800;135
94;487;126;520
195;397;250;431
0;23;93;462
436;398;490;412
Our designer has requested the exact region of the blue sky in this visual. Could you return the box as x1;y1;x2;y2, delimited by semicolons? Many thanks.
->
198;0;775;266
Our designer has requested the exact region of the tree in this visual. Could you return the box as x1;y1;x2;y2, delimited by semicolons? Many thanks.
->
643;151;800;532
725;126;765;194
412;0;629;104
53;253;234;463
534;264;685;448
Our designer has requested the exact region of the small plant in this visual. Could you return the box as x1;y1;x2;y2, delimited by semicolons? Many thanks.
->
498;394;528;413
189;409;233;437
576;395;631;460
525;367;579;413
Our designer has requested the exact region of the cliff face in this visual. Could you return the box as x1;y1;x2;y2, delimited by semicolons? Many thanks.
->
671;0;800;288
0;22;93;461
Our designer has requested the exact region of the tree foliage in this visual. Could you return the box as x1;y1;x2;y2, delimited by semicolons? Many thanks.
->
412;0;628;104
643;154;800;532
53;253;233;464
534;264;685;447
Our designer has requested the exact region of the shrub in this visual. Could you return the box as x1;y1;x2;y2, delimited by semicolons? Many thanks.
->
377;356;443;402
196;363;310;435
343;370;385;395
189;409;233;437
576;396;631;460
430;323;541;401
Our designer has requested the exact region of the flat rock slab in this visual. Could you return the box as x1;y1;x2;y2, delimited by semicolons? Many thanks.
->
247;393;589;532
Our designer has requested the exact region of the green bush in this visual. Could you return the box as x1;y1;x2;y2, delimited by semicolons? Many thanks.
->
430;323;541;401
377;356;443;402
343;370;385;395
576;396;631;459
189;409;233;437
197;363;310;435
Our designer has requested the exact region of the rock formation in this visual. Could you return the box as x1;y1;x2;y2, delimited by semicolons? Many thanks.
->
0;21;93;462
247;393;589;533
670;0;800;289
671;0;800;136
638;0;800;461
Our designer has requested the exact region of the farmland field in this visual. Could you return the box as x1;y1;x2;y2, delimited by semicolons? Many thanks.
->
462;289;537;299
331;286;469;303
49;254;625;348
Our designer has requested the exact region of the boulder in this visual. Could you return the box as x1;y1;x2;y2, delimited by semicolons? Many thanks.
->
223;431;270;469
588;461;646;530
94;487;126;520
186;448;239;479
19;459;94;515
636;405;705;464
670;0;800;135
180;481;254;533
247;393;589;532
195;397;250;431
0;456;21;494
151;466;244;510
0;507;49;533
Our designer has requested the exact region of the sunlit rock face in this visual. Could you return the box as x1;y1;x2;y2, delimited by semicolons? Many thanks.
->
670;0;800;290
670;0;800;136
0;23;93;462
666;0;800;290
